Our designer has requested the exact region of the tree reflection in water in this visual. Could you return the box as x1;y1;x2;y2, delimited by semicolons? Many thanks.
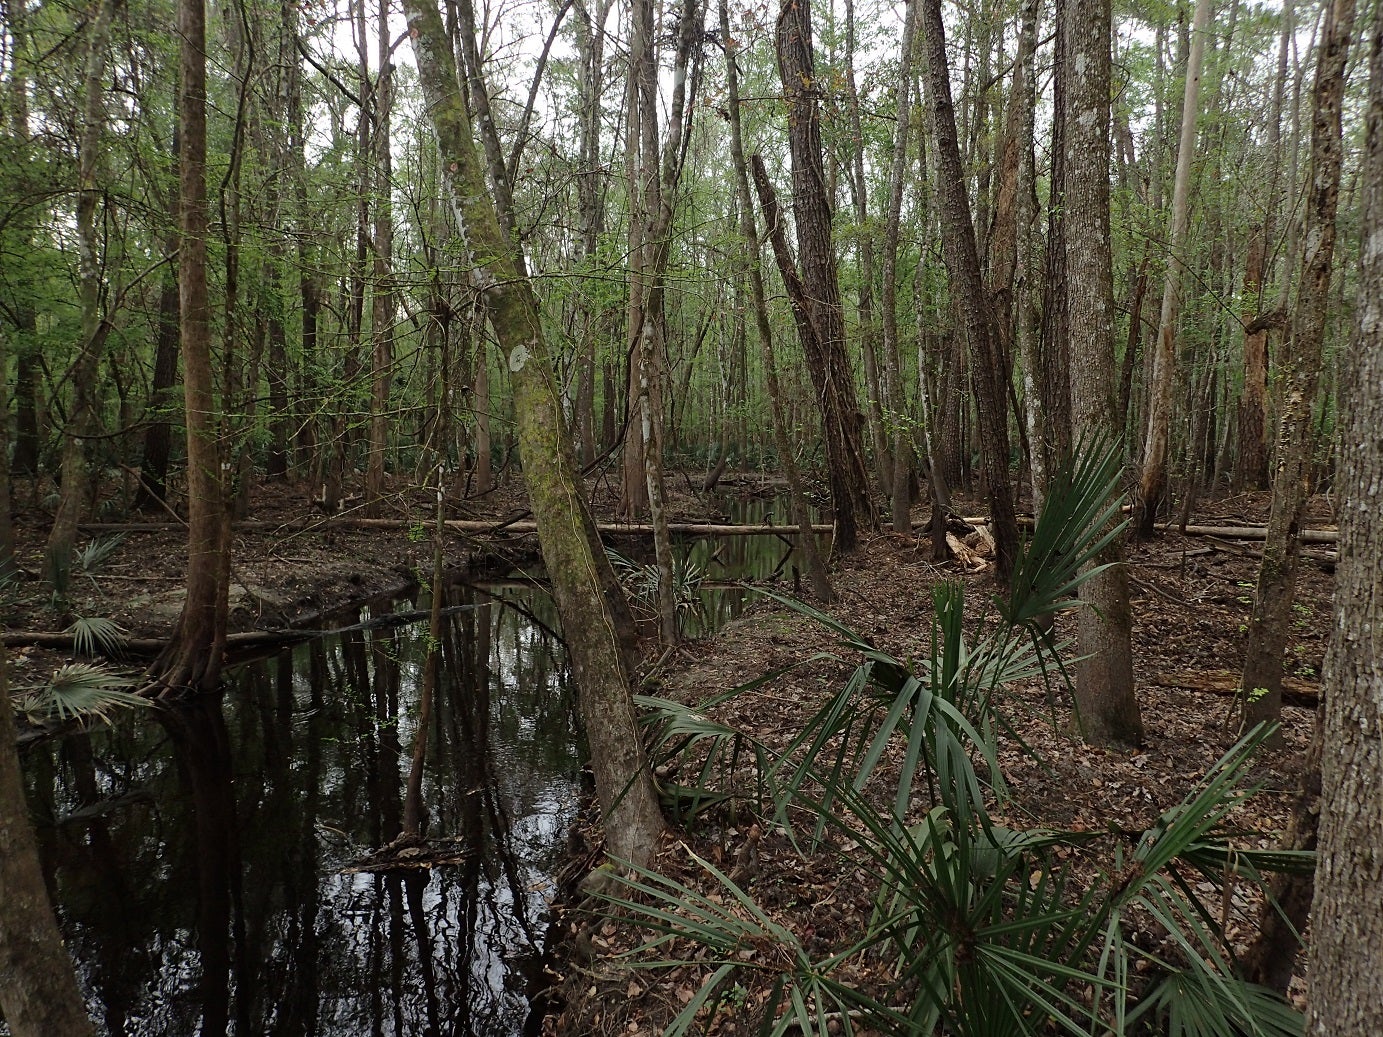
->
25;582;582;1036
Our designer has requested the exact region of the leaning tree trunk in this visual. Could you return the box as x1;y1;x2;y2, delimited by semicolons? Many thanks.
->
1239;0;1354;734
917;0;1020;583
1062;0;1143;749
722;0;833;602
1137;0;1213;537
401;0;663;868
774;0;874;553
151;0;231;693
0;646;97;1037
1307;6;1382;1025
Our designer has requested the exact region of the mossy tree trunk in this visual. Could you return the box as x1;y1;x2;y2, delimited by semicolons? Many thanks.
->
401;0;664;867
1239;0;1354;736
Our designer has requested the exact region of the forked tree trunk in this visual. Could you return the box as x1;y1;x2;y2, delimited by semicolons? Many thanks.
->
1307;10;1383;1024
917;0;1020;583
0;647;97;1037
774;0;874;552
401;0;663;868
1062;0;1142;749
1239;0;1354;735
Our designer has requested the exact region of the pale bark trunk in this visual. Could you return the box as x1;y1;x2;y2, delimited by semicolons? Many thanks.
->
1240;0;1354;734
402;0;663;867
0;647;97;1037
1307;8;1383;1025
1137;0;1213;536
1063;0;1142;749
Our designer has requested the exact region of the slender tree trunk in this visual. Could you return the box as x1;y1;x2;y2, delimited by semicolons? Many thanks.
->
137;241;181;511
1137;0;1213;536
917;0;1020;583
0;327;13;578
365;0;395;518
0;647;97;1037
721;0;832;602
1063;0;1143;748
773;0;874;552
151;0;231;692
401;0;664;867
1307;11;1383;1025
879;0;922;533
1239;0;1354;734
44;0;117;592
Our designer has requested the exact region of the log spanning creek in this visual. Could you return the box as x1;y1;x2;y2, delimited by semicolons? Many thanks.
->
21;517;811;1036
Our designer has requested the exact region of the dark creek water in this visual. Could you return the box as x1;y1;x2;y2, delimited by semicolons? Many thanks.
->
21;510;817;1036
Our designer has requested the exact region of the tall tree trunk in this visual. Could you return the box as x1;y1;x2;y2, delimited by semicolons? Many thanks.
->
1137;0;1213;536
879;0;922;533
365;0;395;518
152;0;231;692
136;240;181;512
721;0;833;602
1063;0;1143;748
1307;9;1383;1025
774;0;874;552
1239;0;1354;734
917;0;1020;583
44;0;117;593
0;327;13;578
0;647;97;1037
401;0;663;868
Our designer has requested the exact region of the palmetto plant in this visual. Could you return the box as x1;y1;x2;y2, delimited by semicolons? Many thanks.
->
606;438;1308;1036
19;662;151;726
608;549;707;618
66;615;129;659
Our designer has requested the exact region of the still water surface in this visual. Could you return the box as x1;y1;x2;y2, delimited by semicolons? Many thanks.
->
23;514;816;1035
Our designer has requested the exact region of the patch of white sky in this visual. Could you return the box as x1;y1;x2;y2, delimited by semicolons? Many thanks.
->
291;0;1307;253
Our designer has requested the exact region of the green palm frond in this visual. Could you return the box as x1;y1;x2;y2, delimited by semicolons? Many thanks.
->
75;533;127;573
1000;430;1129;631
66;615;129;659
21;662;150;725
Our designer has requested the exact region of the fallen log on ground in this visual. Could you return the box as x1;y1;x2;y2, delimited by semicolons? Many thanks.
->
1152;670;1320;709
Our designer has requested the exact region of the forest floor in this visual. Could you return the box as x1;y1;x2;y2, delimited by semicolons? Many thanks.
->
1;472;1334;1033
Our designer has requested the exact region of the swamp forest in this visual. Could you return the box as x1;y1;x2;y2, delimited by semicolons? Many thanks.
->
1;0;1382;1031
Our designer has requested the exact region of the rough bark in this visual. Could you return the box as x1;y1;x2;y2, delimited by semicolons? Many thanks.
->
0;647;97;1037
1305;10;1383;1030
721;0;833;602
401;0;664;867
1137;0;1213;537
1239;0;1354;734
1063;0;1143;748
917;0;1020;584
774;0;874;552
